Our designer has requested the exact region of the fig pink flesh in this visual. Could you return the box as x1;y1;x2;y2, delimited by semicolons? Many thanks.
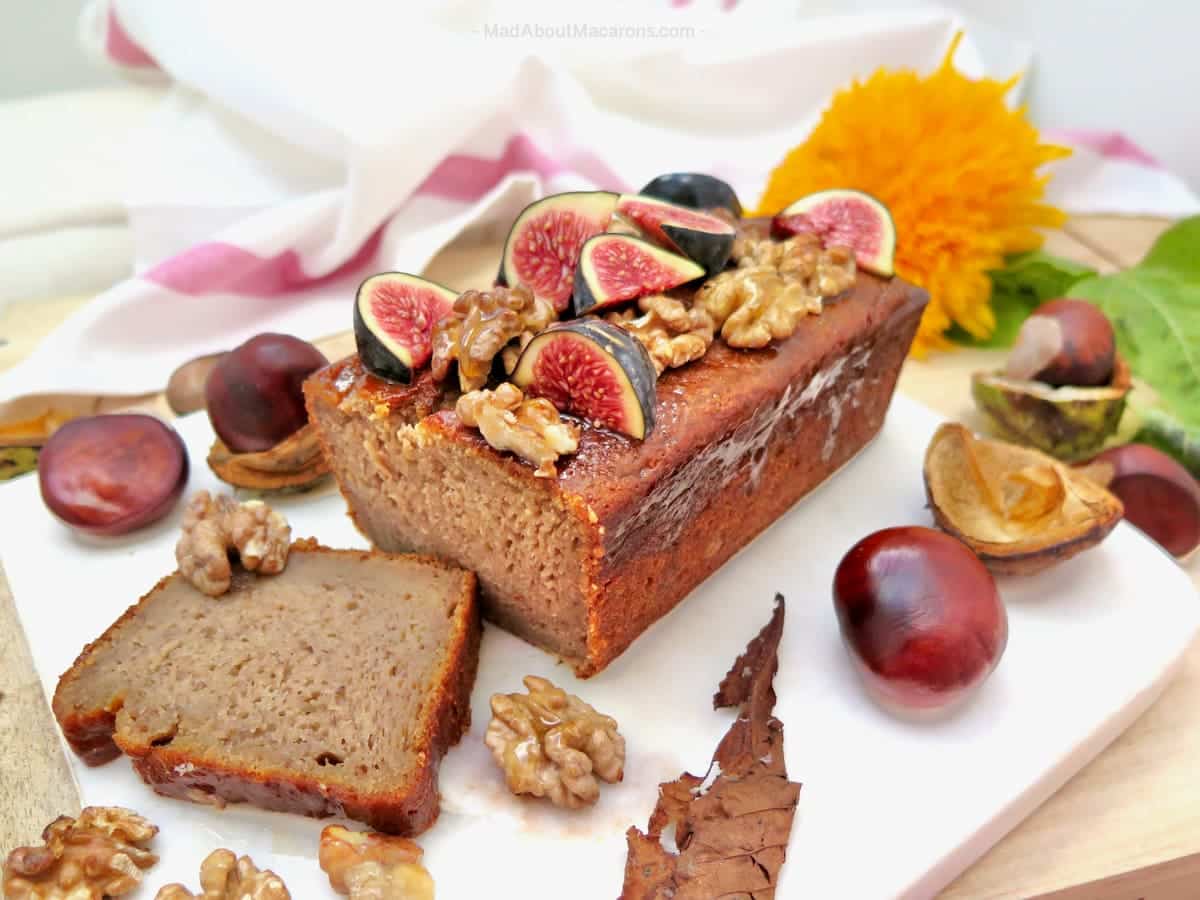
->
590;239;693;301
618;198;732;241
528;334;633;432
512;208;609;309
776;201;883;258
367;281;451;368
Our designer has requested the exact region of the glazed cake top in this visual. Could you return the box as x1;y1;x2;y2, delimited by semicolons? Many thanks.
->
308;269;927;529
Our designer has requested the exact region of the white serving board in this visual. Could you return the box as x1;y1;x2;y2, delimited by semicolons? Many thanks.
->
3;394;1198;899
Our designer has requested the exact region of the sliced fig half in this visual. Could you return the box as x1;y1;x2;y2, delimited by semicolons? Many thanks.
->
639;172;742;218
511;319;657;439
501;191;618;311
772;189;896;277
354;272;456;384
573;234;704;316
615;194;735;274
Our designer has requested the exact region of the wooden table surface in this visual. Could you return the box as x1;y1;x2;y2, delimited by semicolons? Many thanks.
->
2;215;1198;898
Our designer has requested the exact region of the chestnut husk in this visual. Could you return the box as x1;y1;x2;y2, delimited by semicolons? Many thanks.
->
924;422;1124;575
207;422;329;491
971;353;1131;462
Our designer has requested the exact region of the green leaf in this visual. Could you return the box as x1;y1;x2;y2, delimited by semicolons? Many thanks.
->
1134;405;1200;478
1070;216;1200;430
954;251;1096;348
1141;215;1200;278
990;250;1096;299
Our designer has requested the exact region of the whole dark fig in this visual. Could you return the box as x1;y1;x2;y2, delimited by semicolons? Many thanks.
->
205;333;327;453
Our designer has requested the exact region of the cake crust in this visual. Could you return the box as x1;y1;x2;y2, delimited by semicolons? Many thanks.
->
307;270;927;676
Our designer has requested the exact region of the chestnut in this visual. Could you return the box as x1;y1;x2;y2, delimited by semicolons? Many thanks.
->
39;414;189;536
833;527;1007;717
1005;298;1115;387
1086;444;1200;560
205;333;327;453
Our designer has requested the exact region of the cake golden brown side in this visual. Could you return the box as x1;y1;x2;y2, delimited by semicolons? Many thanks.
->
307;268;927;676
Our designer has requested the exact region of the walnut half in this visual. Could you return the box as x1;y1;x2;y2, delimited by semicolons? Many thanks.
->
155;850;288;900
607;295;715;374
431;285;556;392
697;233;856;348
318;826;433;900
456;383;580;478
175;491;291;596
2;806;158;900
485;675;625;809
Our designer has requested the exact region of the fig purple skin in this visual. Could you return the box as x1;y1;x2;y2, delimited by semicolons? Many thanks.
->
39;414;189;536
638;172;742;218
205;333;327;453
615;194;735;274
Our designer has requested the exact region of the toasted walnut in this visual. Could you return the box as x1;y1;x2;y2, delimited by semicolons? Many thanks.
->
455;383;580;477
175;491;291;596
698;234;857;348
431;285;557;392
318;826;433;900
607;295;715;374
154;850;288;900
2;807;158;900
696;267;821;349
485;675;625;809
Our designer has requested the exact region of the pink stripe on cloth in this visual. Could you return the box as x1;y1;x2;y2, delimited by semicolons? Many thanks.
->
1047;129;1160;168
143;134;625;298
415;133;629;200
144;227;382;296
105;7;159;69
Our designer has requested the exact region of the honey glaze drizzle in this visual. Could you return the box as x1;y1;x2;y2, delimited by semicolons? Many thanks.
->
608;345;874;557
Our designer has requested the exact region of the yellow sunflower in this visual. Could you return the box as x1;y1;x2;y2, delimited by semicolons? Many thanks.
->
755;34;1069;355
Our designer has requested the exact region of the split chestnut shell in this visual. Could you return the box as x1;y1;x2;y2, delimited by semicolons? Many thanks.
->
923;422;1123;575
972;354;1132;462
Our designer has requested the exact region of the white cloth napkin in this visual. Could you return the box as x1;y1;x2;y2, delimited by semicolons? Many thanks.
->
2;0;1195;399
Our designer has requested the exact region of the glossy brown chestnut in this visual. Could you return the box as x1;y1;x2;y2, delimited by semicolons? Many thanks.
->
38;414;189;536
205;333;327;453
1005;298;1115;388
833;526;1007;716
1087;444;1200;559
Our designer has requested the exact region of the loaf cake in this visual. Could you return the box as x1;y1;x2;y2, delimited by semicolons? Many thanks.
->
52;540;480;834
307;226;927;676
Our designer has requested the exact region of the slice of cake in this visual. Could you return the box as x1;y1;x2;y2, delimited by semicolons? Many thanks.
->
307;263;926;677
52;540;480;835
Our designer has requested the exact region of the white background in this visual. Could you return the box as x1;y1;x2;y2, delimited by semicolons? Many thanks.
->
1;0;1197;186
